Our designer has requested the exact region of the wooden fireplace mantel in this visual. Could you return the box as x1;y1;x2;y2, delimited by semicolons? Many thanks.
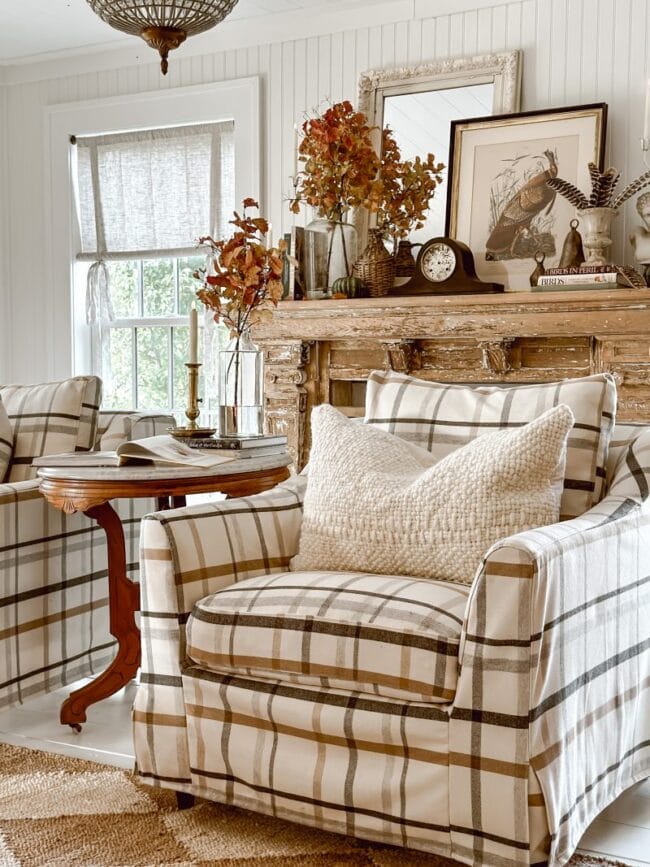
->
252;289;650;469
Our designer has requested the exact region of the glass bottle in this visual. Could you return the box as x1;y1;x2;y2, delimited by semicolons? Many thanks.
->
218;330;264;437
304;218;358;299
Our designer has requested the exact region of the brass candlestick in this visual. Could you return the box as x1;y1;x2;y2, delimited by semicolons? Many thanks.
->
168;362;216;439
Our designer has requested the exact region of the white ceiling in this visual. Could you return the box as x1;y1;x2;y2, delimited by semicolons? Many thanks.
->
0;0;383;64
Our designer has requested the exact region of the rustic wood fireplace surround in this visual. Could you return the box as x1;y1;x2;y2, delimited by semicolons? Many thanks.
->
253;289;650;469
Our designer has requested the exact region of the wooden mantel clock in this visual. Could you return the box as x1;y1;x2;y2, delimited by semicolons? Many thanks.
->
390;237;504;295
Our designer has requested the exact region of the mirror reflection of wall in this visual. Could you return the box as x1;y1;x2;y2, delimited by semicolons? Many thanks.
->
383;83;494;243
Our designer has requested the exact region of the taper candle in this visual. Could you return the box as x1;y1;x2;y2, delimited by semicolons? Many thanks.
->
644;78;650;143
189;302;198;364
267;222;273;249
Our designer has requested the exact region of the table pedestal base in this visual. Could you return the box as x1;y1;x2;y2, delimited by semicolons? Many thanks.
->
60;502;140;730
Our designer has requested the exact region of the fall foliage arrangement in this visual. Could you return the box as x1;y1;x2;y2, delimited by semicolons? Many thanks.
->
289;100;381;223
194;199;286;338
289;100;445;249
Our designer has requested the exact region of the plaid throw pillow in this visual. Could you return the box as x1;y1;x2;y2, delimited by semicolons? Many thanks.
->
365;370;617;520
292;403;573;584
0;396;13;481
0;376;102;482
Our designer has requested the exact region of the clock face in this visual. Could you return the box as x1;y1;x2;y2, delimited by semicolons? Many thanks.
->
421;243;457;282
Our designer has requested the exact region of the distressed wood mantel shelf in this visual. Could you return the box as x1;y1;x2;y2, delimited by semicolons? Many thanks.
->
252;289;650;468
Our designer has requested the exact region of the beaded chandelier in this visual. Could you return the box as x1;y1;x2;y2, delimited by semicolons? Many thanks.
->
86;1;239;74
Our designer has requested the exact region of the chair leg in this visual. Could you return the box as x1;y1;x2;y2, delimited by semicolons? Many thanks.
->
176;791;195;810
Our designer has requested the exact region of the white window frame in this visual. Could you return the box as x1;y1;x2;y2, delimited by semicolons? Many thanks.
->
44;77;260;381
95;254;213;417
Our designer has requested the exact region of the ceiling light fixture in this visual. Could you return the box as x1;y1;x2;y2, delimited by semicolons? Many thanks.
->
85;1;239;75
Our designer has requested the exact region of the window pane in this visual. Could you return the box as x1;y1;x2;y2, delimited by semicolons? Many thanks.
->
178;255;204;314
107;261;138;318
173;325;204;414
102;328;133;409
137;327;170;409
143;258;175;316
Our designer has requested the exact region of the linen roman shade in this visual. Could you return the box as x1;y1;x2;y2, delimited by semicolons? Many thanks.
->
75;121;235;262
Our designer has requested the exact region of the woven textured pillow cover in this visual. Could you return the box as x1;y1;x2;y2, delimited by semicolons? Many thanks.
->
365;370;617;520
0;376;102;482
0;397;13;481
291;402;573;585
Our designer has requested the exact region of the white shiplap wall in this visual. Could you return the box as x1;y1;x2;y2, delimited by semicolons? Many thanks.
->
1;0;649;382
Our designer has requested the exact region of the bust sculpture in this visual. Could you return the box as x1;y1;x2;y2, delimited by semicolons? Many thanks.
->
629;191;650;283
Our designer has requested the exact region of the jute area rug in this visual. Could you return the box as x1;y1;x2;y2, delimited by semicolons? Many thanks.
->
0;743;630;867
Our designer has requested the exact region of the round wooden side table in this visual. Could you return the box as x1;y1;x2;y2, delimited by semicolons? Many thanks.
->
37;456;292;730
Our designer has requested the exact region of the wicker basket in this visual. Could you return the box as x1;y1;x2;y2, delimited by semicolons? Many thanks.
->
353;229;395;297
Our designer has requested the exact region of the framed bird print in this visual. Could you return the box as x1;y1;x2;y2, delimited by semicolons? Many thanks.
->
446;103;607;291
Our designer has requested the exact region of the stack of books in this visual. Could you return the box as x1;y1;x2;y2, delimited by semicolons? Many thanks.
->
186;434;288;459
534;265;645;291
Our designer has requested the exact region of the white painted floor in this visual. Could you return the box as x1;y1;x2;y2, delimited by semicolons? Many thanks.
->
0;679;649;865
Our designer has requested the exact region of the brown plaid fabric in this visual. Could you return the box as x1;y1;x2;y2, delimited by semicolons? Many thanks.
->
187;571;469;703
0;410;173;710
0;376;102;482
0;397;12;482
365;370;617;521
134;425;649;865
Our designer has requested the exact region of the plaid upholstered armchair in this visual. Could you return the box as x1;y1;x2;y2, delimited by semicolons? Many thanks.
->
134;373;650;867
0;376;172;709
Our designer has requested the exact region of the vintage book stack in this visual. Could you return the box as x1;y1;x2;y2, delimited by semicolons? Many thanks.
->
534;264;640;291
186;434;288;458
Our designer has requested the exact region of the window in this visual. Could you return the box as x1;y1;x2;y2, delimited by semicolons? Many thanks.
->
101;256;213;416
73;120;235;420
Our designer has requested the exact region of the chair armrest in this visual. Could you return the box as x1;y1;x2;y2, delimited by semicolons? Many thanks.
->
0;479;41;500
138;474;306;679
452;472;650;862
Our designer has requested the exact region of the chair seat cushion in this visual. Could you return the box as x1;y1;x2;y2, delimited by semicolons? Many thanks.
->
186;570;470;704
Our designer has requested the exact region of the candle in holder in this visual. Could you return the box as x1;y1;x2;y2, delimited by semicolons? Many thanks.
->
644;78;650;144
267;222;273;249
189;302;198;364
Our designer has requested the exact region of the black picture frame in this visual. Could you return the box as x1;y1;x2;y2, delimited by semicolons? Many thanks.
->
445;102;608;290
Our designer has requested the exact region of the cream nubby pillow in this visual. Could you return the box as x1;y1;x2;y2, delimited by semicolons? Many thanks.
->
291;403;574;585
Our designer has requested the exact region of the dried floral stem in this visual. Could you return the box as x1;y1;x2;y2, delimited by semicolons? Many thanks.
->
194;199;285;338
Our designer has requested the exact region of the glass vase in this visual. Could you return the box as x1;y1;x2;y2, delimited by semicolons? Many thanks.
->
218;330;264;437
304;219;358;299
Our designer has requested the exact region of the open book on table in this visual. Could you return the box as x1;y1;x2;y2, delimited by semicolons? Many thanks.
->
32;435;264;470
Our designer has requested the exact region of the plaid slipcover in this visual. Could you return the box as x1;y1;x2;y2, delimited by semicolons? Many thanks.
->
187;571;469;703
0;376;102;482
134;426;650;866
0;410;173;710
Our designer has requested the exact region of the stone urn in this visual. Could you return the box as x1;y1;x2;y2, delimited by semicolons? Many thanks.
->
578;207;618;266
